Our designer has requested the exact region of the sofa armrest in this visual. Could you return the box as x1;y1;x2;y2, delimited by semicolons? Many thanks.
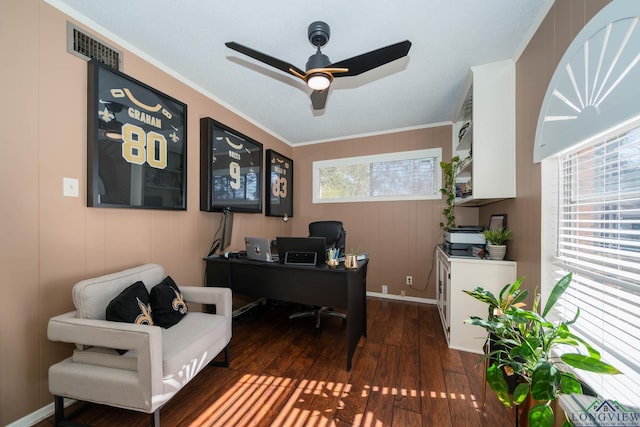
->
180;286;232;317
180;286;232;341
48;311;163;400
48;311;161;349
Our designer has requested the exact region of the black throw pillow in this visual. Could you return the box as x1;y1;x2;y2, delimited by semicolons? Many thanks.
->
106;281;154;326
150;276;188;328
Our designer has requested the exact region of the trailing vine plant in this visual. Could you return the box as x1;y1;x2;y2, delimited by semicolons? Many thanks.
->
439;155;468;231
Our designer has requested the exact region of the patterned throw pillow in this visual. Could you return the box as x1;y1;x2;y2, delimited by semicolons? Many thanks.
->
150;276;188;328
105;280;154;325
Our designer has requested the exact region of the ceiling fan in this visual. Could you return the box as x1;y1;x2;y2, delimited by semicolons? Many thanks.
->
225;21;411;110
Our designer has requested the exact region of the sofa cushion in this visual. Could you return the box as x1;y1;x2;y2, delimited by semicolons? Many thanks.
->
70;312;227;378
150;276;188;328
73;264;165;320
162;312;227;377
106;281;154;326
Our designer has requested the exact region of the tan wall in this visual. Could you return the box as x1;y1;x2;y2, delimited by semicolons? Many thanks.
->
0;1;292;424
292;127;479;299
1;1;41;424
0;0;611;424
479;0;610;291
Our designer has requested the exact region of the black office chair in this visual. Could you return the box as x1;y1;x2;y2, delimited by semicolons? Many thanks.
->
289;220;347;328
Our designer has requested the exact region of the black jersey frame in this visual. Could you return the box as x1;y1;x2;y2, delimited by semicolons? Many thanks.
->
200;117;263;213
87;60;187;210
265;149;293;218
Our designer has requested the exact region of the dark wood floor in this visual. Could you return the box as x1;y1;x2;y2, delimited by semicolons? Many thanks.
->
37;298;516;426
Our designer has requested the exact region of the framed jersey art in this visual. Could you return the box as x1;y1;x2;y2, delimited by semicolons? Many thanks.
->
87;60;187;210
265;149;293;218
200;117;263;213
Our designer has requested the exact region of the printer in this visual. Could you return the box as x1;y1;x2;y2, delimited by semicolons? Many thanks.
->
443;226;486;257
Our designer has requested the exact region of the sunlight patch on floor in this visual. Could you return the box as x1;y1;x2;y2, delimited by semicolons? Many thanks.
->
188;373;480;426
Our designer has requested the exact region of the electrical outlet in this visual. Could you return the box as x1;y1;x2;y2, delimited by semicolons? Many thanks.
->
382;284;388;294
406;276;413;286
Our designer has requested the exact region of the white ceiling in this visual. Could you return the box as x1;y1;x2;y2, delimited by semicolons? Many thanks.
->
47;0;553;146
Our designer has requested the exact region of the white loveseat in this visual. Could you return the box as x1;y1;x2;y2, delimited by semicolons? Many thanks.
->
47;263;232;426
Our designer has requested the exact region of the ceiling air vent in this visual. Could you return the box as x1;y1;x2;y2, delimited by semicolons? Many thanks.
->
67;22;122;70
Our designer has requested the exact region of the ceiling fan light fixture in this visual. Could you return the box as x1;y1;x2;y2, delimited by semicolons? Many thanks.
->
307;73;331;91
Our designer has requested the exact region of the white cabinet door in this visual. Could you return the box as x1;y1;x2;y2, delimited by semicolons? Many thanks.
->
436;249;451;344
435;246;516;353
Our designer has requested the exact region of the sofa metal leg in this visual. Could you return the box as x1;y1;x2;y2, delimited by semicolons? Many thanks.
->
209;345;230;368
55;395;65;425
151;409;160;427
53;395;91;427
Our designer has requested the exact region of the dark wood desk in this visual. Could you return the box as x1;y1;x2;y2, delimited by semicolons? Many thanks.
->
204;256;368;371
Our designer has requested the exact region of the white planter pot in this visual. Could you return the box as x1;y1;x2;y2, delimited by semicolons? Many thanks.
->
486;244;506;260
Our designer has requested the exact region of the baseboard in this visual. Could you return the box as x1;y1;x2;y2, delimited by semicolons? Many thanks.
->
6;398;76;427
232;297;266;318
366;291;436;305
447;343;484;355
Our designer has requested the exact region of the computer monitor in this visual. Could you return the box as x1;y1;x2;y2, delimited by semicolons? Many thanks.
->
211;208;234;256
276;236;327;266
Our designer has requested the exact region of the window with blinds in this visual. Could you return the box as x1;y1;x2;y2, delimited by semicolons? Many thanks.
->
312;148;442;203
551;122;640;407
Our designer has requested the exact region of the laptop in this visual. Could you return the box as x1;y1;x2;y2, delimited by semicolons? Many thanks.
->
244;237;276;262
276;236;326;266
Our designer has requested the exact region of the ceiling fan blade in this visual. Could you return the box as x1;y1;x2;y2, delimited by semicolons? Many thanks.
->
225;41;306;79
329;40;412;77
310;89;329;110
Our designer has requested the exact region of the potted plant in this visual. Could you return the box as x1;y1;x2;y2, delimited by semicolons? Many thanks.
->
439;155;468;231
464;274;620;427
483;227;512;260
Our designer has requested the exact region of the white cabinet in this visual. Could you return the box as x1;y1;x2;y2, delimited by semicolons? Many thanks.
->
435;246;517;354
452;59;516;206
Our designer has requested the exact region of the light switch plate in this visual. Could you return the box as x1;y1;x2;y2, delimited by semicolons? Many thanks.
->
63;177;79;197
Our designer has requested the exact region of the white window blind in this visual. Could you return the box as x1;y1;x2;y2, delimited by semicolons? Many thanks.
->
312;148;441;203
551;123;640;407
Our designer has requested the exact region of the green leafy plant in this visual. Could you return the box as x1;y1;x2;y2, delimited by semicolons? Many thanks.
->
348;247;360;256
464;274;621;427
439;155;468;230
483;227;512;245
